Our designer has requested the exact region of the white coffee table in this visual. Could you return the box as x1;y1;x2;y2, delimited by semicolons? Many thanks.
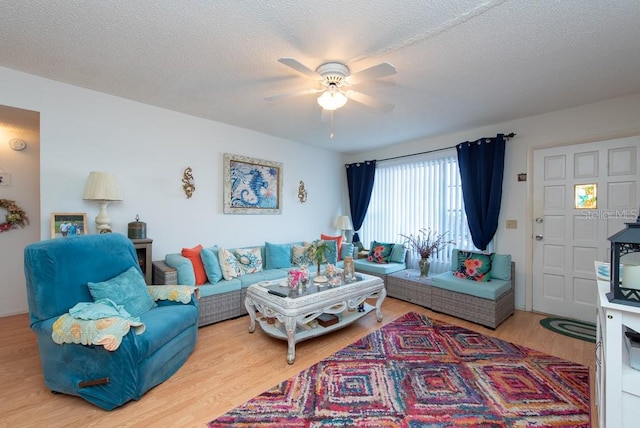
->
244;273;386;364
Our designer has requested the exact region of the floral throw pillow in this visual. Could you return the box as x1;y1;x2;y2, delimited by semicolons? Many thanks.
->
218;248;243;280
292;243;312;266
368;241;394;264
235;247;263;274
454;251;493;282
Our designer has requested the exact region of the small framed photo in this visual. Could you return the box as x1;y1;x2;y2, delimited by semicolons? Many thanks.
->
51;213;88;238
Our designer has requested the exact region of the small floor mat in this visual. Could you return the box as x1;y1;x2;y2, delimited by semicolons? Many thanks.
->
540;317;596;343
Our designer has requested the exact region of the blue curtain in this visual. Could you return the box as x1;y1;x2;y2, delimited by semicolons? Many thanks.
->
346;160;376;243
456;134;506;251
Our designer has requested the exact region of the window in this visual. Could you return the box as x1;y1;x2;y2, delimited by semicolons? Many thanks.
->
360;149;477;274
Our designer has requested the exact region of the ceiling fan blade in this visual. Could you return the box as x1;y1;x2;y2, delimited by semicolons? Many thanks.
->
346;62;397;85
278;57;321;80
345;90;395;113
264;88;323;102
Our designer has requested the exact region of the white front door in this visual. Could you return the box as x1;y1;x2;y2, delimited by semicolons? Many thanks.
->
532;136;639;322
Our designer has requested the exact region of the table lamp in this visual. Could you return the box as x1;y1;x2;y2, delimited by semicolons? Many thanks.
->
83;171;123;233
336;215;353;242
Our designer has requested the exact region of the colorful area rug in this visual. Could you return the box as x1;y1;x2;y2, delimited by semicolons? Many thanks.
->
540;317;596;343
208;312;590;427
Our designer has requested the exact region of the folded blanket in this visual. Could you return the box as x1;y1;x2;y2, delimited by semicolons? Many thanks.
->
147;285;198;303
69;298;134;320
52;299;145;351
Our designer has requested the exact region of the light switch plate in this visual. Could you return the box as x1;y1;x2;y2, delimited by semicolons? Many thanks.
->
0;172;10;186
506;219;517;229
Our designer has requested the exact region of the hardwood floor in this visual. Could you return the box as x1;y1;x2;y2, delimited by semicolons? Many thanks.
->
0;298;596;427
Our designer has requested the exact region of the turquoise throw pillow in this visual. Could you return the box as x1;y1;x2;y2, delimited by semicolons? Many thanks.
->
165;253;196;285
87;266;156;317
324;239;338;265
265;242;292;269
491;254;512;280
390;244;407;263
341;242;355;260
454;251;493;282
201;245;222;283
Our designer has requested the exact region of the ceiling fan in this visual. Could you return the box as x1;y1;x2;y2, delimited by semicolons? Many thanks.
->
265;57;397;113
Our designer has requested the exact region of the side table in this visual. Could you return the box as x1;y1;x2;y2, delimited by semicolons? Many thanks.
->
131;238;153;284
386;269;432;308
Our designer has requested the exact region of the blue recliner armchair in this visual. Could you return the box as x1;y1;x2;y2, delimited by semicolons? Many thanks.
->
24;233;199;410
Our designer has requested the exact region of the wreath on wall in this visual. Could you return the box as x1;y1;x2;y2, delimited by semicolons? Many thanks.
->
0;199;29;233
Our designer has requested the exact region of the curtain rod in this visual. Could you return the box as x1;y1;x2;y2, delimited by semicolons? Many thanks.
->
377;132;516;163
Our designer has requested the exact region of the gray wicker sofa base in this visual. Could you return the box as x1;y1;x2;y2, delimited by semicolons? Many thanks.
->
386;262;515;329
430;279;514;329
153;260;251;326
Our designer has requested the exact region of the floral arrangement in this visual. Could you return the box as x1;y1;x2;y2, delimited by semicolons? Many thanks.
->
400;228;453;259
0;199;29;233
287;268;309;289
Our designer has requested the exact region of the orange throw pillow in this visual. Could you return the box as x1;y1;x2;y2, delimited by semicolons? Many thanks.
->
320;234;343;261
182;244;207;285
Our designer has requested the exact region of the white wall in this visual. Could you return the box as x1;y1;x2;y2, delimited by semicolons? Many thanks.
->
0;105;40;317
345;93;640;310
0;66;344;317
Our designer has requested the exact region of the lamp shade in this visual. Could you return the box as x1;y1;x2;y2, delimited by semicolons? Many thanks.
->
317;86;348;111
82;172;123;201
336;215;353;231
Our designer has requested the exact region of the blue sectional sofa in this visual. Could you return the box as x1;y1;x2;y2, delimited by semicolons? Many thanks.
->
353;242;408;284
153;240;353;327
429;249;515;328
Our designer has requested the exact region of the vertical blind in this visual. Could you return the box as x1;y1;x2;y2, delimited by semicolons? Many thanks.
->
360;149;477;274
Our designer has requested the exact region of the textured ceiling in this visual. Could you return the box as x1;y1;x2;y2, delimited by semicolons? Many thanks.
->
1;1;640;153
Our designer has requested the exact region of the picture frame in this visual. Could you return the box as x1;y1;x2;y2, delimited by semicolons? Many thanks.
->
223;153;282;215
50;213;88;238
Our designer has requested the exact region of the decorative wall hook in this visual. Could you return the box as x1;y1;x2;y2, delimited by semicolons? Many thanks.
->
298;180;308;203
182;167;195;198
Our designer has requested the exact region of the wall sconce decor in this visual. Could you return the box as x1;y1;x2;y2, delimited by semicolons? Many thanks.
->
82;171;123;233
182;167;195;198
298;180;308;203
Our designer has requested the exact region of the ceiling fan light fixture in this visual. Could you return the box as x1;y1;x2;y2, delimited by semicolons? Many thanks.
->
317;85;348;110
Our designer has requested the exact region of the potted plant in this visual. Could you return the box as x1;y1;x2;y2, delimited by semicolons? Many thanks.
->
400;228;453;276
307;239;334;277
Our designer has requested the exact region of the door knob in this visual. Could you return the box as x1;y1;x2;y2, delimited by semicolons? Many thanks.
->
535;235;543;241
535;218;544;224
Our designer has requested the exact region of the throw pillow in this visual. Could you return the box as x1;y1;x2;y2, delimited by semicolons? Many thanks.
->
491;253;512;280
454;251;493;282
235;247;263;274
368;241;394;264
200;245;223;284
87;266;156;317
341;242;355;260
320;234;343;260
181;245;207;285
165;253;196;285
323;239;338;265
218;247;243;280
390;244;407;263
265;242;292;269
292;243;312;266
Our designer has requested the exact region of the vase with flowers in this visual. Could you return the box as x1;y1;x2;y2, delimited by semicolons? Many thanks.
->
401;228;454;277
